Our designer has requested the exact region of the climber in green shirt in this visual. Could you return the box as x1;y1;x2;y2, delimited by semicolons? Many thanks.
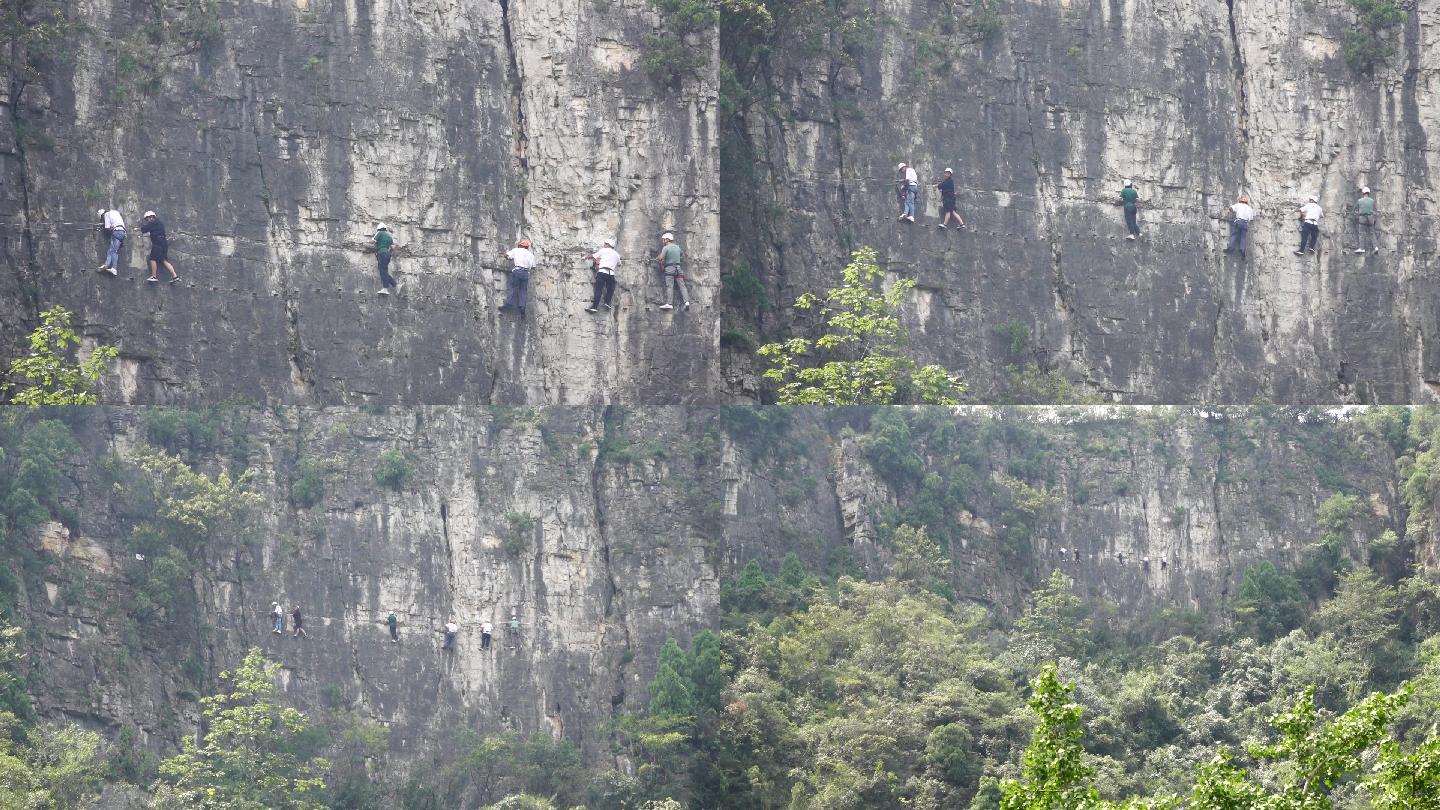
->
1355;187;1378;254
655;232;690;311
1120;180;1140;240
372;223;398;295
387;610;398;643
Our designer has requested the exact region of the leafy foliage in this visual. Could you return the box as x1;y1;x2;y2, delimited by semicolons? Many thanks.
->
373;449;412;491
642;0;718;86
999;664;1098;810
3;306;117;406
153;648;330;809
1342;0;1406;72
124;449;262;617
757;247;965;404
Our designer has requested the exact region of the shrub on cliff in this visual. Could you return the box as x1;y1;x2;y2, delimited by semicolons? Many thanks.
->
152;648;330;810
1343;0;1406;72
757;246;965;404
2;306;117;406
373;450;412;491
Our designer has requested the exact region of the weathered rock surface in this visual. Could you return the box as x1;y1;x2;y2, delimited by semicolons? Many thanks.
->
724;0;1440;403
12;406;1413;763
1;0;718;405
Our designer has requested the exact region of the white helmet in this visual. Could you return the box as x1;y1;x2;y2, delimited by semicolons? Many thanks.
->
1361;186;1371;194
896;162;907;171
97;209;106;218
1307;195;1318;203
943;167;953;174
143;210;156;219
661;232;674;241
1123;179;1132;187
602;238;614;247
376;222;388;231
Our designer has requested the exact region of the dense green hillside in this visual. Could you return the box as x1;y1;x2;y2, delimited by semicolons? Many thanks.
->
0;405;1436;807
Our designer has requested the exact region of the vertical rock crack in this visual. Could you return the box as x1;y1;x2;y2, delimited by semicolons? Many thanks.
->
1225;0;1251;146
497;0;529;220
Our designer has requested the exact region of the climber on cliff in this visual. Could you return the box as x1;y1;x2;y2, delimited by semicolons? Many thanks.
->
501;238;536;318
271;601;285;635
896;163;918;222
656;232;689;311
1355;186;1378;254
1223;193;1254;258
140;211;180;284
935;168;965;229
387;610;399;643
371;223;398;295
292;605;307;638
1119;180;1141;240
481;620;494;650
1294;195;1322;256
587;238;620;313
443;619;459;651
97;208;126;276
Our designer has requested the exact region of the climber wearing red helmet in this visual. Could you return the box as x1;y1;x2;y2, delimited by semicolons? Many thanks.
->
501;238;537;318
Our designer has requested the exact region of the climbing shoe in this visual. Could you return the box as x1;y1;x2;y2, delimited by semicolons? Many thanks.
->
146;276;158;282
586;306;598;313
938;223;946;229
659;304;673;310
378;289;391;295
170;276;181;284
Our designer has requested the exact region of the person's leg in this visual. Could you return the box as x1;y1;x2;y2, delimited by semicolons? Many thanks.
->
148;258;158;279
503;272;518;309
662;270;674;308
1125;207;1138;236
1308;224;1320;252
516;274;528;314
106;233;123;269
378;251;396;288
905;187;916;218
587;272;604;306
1239;222;1248;256
602;274;615;306
164;259;177;279
676;273;690;307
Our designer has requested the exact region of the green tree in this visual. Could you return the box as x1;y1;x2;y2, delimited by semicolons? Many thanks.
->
1366;734;1440;808
1342;0;1406;72
1232;561;1308;643
3;306;117;405
1000;664;1099;810
153;648;330;809
891;524;948;594
688;631;724;715
1015;570;1093;660
648;639;696;718
757;247;965;404
0;719;106;809
1248;685;1407;807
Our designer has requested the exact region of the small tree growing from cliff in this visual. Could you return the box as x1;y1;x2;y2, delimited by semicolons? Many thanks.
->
153;648;330;810
757;246;965;404
3;306;117;406
1343;0;1406;73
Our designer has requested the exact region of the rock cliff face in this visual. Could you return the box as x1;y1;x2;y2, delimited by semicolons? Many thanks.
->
723;0;1440;403
13;406;1412;762
1;0;718;405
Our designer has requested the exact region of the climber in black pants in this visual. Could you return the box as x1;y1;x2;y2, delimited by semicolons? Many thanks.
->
140;211;180;283
587;239;620;313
